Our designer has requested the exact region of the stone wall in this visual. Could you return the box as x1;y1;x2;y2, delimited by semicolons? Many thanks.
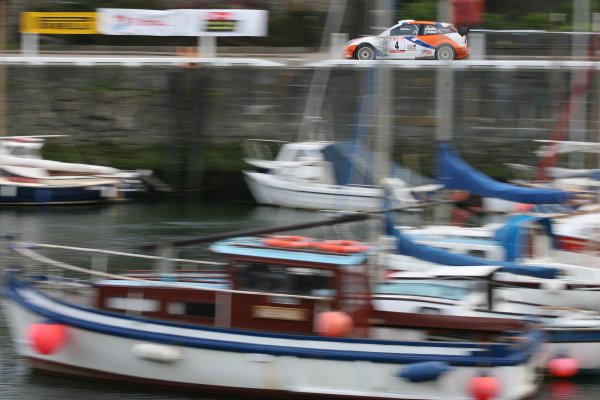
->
5;63;599;197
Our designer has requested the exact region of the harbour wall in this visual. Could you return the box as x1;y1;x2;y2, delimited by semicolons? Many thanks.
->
5;64;599;200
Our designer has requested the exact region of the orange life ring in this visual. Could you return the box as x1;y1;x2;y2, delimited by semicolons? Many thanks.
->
263;235;312;249
313;240;368;253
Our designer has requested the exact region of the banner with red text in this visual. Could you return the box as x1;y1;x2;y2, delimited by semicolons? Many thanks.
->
98;9;268;37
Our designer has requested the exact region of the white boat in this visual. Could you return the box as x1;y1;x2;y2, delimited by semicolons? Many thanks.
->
382;213;600;312
2;227;544;400
242;139;441;212
0;135;157;203
380;266;600;373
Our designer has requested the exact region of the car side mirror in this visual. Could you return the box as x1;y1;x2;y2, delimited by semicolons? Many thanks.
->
457;26;470;36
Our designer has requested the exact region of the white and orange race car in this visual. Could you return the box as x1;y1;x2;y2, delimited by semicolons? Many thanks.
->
343;19;470;61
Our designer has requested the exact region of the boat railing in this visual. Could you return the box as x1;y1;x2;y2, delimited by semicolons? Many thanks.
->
241;139;287;162
6;241;334;301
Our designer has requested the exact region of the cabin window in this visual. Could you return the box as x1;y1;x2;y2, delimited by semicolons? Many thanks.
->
236;263;333;296
467;249;486;258
106;297;160;312
168;302;216;318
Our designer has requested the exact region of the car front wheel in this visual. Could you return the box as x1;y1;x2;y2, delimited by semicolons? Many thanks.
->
356;45;376;60
435;45;456;61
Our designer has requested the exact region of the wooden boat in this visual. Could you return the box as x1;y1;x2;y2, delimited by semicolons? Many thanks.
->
2;228;544;399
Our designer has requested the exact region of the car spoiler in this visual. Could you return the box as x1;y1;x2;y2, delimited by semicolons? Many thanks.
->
457;26;470;36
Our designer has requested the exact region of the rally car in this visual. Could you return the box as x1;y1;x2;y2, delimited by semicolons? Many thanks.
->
344;20;470;61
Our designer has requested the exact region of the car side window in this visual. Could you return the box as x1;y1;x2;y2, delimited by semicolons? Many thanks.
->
423;25;440;35
390;24;418;36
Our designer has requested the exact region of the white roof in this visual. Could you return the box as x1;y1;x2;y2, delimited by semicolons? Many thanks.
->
388;265;502;279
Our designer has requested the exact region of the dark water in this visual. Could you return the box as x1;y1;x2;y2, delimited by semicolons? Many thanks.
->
0;197;599;399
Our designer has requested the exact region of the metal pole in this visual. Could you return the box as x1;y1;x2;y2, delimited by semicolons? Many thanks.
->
0;0;6;136
375;0;393;184
569;0;590;168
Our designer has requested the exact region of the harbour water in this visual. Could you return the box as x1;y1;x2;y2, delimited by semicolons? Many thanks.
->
0;197;599;399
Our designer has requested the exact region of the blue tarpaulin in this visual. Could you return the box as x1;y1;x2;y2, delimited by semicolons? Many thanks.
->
436;141;574;204
385;214;561;280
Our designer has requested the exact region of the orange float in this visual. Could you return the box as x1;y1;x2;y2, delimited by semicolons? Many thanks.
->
314;311;353;337
263;235;313;249
313;240;368;253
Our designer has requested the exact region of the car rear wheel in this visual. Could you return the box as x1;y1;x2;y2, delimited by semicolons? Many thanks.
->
435;45;456;61
356;45;376;60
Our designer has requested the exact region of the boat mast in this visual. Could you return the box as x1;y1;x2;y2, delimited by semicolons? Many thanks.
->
374;0;393;184
297;0;347;142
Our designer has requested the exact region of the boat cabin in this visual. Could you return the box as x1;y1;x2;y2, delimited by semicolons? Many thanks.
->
92;235;531;342
94;236;374;337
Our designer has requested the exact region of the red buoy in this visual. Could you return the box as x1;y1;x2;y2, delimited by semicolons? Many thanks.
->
547;357;579;378
314;311;353;337
469;374;500;400
27;322;68;355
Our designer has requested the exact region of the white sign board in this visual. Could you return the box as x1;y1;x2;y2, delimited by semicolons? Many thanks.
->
98;9;268;37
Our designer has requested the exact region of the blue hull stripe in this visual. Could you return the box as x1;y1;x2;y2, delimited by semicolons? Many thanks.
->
406;37;437;49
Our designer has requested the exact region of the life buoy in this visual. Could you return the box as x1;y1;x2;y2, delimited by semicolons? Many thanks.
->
263;235;313;249
313;240;368;253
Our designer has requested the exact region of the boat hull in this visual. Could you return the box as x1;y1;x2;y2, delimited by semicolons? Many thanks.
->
2;279;542;400
243;171;421;212
0;178;120;205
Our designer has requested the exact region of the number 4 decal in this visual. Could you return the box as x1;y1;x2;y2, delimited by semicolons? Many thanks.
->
395;41;399;50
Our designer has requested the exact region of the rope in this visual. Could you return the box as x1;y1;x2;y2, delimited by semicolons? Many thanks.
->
11;243;331;301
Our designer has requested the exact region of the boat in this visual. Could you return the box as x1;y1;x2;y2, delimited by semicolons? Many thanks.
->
382;211;600;312
242;139;441;212
380;266;600;375
1;221;544;400
0;135;160;204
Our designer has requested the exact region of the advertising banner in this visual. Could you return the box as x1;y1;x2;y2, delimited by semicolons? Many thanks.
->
98;9;183;36
98;9;267;37
189;9;268;37
21;12;97;34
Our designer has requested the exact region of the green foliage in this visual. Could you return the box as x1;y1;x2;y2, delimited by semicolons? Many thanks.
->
482;13;513;30
398;0;438;21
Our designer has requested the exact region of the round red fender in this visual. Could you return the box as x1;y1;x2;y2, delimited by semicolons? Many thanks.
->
469;373;500;400
547;357;579;378
314;311;353;337
27;322;68;355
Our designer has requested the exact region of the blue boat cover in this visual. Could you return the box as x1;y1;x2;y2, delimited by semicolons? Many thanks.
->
398;361;453;382
436;141;574;204
493;214;557;262
322;141;436;187
385;216;561;279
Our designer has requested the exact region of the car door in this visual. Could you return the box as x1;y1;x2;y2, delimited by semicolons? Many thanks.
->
414;24;448;58
387;24;420;59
